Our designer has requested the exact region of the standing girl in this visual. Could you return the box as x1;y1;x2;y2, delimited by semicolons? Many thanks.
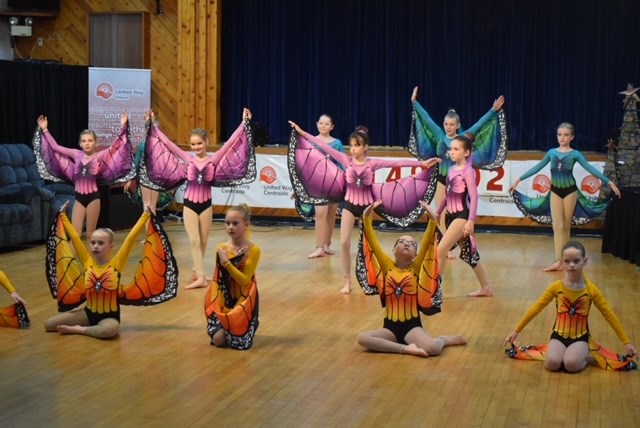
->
296;114;343;259
410;87;506;258
144;108;254;289
427;134;493;297
35;113;134;238
510;123;621;271
205;204;261;350
505;241;637;372
288;121;439;294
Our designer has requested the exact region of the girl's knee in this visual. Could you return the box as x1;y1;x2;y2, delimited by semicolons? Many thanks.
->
544;358;563;372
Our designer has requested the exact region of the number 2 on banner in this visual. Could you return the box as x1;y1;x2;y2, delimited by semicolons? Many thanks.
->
474;167;509;196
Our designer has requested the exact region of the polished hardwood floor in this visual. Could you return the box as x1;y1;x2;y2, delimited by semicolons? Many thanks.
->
0;218;638;427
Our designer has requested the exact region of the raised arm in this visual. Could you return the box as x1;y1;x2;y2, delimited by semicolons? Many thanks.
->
37;115;79;158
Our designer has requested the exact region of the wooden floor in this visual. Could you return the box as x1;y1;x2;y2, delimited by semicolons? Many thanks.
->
0;219;639;427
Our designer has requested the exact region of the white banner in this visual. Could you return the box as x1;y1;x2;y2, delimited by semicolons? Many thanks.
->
174;154;605;218
88;67;151;147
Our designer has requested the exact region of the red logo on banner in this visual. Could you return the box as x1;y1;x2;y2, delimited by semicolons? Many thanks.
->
581;175;601;195
532;174;551;193
96;82;114;99
260;166;276;184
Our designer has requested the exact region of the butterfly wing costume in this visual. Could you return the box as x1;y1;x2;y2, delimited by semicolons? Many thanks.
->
357;214;442;317
511;149;613;225
33;123;136;187
288;129;437;227
45;210;178;319
505;279;636;371
0;271;30;329
139;118;256;192
408;100;508;180
205;244;261;350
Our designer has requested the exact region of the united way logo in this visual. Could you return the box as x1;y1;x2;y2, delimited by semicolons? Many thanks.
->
96;82;114;100
581;175;601;195
532;174;551;193
260;166;276;184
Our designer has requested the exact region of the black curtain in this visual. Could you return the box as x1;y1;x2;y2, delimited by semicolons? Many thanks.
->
221;0;640;152
0;60;88;147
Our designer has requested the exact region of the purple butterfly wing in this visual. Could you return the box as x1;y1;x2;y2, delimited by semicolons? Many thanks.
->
287;130;346;203
97;126;136;183
33;127;75;183
211;119;257;187
374;167;438;227
139;123;187;191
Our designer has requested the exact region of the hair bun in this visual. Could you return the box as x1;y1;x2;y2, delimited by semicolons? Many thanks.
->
462;132;475;143
355;125;369;136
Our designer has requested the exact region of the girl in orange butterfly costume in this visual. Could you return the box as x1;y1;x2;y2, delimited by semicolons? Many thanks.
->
205;204;260;350
44;201;178;339
505;241;637;372
356;200;466;357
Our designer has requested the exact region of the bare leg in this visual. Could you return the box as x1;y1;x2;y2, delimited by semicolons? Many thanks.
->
434;184;456;259
323;202;339;255
562;340;590;373
544;338;567;372
406;327;467;356
45;308;89;332
437;218;466;276
545;192;577;272
45;309;120;340
183;206;211;289
339;209;357;294
308;204;329;258
84;199;101;240
357;328;423;355
141;186;159;216
71;202;87;238
467;262;494;297
212;329;227;347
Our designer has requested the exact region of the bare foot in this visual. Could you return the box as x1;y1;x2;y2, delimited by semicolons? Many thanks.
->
543;260;562;272
467;287;493;297
339;281;352;294
57;325;87;335
191;271;198;282
323;245;335;255
440;335;467;346
185;276;207;290
307;248;325;259
402;343;429;357
447;251;457;260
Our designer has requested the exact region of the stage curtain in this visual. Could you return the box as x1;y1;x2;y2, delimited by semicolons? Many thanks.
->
221;0;640;151
0;60;88;147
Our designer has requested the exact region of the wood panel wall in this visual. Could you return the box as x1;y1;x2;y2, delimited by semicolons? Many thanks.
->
13;0;221;145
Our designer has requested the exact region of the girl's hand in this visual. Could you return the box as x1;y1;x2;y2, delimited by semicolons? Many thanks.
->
626;343;638;359
243;108;252;121
363;200;383;218
493;95;506;111
609;181;621;198
60;200;69;214
10;291;27;306
288;120;304;135
508;178;521;193
504;331;519;346
411;86;419;103
463;220;475;237
421;157;441;169
144;203;152;214
419;200;438;222
123;180;136;193
120;112;128;128
218;247;230;265
37;115;48;131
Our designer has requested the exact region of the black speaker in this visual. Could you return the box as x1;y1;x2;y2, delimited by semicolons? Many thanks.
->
8;0;60;12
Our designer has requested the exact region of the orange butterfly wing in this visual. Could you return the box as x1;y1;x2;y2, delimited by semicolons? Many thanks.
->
119;214;179;305
45;213;86;311
0;302;30;328
417;220;442;315
355;227;384;297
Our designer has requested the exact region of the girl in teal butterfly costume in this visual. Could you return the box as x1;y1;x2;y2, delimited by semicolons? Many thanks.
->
409;87;507;258
510;123;621;271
